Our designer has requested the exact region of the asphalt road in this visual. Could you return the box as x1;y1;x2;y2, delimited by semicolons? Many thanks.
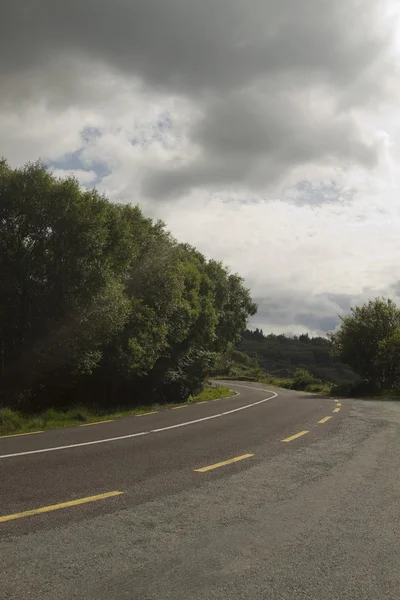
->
1;381;400;599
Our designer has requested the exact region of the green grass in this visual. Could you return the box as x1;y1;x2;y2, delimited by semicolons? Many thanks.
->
188;386;234;402
213;371;333;395
260;376;332;396
0;386;234;437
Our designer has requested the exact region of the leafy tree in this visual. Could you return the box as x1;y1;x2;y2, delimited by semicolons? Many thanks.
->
0;159;258;410
329;298;400;388
375;327;400;389
0;161;132;407
299;333;310;344
292;368;315;390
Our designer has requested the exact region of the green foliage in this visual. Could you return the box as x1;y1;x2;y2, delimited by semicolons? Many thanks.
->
0;160;256;411
292;368;315;390
0;160;133;407
188;386;233;403
238;329;357;384
0;407;23;432
0;384;236;436
329;298;400;389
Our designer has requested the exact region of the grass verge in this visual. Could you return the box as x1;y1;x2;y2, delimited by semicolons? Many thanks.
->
259;376;332;395
213;371;332;395
0;386;234;437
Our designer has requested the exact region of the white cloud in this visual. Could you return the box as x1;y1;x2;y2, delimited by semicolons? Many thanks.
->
51;168;98;186
1;0;400;334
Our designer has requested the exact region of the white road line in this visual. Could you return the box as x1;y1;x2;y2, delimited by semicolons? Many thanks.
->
0;385;277;460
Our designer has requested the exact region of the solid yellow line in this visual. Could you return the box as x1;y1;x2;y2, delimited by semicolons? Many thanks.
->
0;431;43;439
333;407;341;413
0;491;124;523
318;416;332;424
80;420;114;427
137;411;157;416
281;430;309;443
194;453;254;472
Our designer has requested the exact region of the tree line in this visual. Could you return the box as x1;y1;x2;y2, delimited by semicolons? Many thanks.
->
0;160;257;411
221;299;400;397
235;329;357;385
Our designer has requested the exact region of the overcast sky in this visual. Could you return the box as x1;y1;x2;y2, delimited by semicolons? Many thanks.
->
2;0;400;335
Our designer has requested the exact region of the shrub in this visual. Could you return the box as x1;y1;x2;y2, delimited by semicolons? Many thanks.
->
0;408;23;433
332;380;380;398
65;406;91;422
292;368;315;390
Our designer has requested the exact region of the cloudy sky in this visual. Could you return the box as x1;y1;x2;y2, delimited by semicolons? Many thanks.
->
2;0;400;335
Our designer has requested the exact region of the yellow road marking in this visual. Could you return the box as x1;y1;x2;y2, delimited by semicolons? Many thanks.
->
336;403;342;407
194;453;254;472
0;491;124;523
80;420;114;427
281;430;309;443
333;407;341;413
318;416;332;424
196;401;207;404
172;406;186;410
137;411;157;416
0;431;43;439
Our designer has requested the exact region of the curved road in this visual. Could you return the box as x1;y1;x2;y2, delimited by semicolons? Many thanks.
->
1;381;400;599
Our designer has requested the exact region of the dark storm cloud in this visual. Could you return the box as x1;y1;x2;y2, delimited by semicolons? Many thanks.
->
142;91;379;198
1;0;395;197
0;1;389;95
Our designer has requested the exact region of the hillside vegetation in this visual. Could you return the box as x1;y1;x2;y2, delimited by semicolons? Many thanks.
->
213;329;357;391
238;329;358;384
215;299;400;399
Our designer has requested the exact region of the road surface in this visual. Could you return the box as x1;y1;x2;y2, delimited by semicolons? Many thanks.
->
1;380;400;599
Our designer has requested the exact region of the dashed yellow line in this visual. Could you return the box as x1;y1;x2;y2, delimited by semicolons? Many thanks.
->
80;420;114;427
137;411;158;416
281;430;309;443
0;431;43;439
172;406;186;410
194;453;254;472
333;407;341;413
0;491;124;523
196;401;207;404
318;416;332;424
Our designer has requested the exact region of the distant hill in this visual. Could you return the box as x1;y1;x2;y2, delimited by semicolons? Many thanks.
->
235;329;358;385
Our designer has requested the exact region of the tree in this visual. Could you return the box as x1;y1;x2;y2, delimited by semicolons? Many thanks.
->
375;327;400;389
329;298;400;388
0;161;132;407
0;159;258;410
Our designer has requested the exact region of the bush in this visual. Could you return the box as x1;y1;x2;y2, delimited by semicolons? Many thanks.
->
291;368;315;390
332;380;380;398
188;386;233;402
0;408;23;433
65;406;91;422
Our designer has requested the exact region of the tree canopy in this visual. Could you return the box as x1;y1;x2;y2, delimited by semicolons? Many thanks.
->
329;297;400;390
0;160;257;410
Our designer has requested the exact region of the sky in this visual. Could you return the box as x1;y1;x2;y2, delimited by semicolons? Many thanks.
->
2;0;400;336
